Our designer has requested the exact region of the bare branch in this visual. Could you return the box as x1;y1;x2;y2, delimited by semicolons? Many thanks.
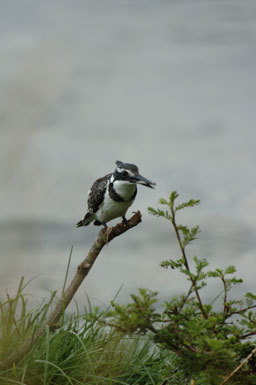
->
0;211;142;370
220;346;256;385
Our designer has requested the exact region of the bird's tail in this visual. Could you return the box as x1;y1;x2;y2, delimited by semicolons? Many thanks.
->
76;212;93;227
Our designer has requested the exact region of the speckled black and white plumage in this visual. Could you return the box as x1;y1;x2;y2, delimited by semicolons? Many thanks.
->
76;161;155;228
76;174;111;227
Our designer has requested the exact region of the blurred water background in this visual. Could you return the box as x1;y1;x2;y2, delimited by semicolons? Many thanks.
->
1;0;256;309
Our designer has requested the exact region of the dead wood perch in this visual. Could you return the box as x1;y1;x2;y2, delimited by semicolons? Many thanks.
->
0;211;142;371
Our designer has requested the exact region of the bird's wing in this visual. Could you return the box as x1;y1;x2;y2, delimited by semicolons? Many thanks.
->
76;174;111;227
87;173;111;213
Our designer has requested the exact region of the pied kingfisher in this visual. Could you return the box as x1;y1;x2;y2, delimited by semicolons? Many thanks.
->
76;160;156;229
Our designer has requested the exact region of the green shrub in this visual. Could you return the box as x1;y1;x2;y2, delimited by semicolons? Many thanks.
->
110;192;256;385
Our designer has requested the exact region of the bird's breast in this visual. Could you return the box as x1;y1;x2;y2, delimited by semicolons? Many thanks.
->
111;181;137;202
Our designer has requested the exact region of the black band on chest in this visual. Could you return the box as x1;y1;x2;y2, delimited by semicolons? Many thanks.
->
109;183;125;202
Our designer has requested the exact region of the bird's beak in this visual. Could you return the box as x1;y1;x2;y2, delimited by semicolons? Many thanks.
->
132;173;156;189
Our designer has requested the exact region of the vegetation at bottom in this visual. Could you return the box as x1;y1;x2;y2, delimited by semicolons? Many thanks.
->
0;278;185;385
1;191;256;385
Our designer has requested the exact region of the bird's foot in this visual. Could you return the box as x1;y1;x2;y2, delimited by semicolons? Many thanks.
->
122;216;129;226
104;226;113;244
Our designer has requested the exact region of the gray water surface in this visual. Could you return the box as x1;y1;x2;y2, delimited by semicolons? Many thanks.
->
1;0;256;307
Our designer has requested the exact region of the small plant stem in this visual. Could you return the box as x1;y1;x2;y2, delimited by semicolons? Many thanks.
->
178;283;193;313
220;346;256;385
225;305;256;319
171;207;208;319
222;275;228;317
240;331;256;339
0;211;142;370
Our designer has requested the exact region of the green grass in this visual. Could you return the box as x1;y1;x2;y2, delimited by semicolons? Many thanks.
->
0;279;185;385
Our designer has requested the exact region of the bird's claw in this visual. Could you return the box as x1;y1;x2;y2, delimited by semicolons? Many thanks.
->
104;227;113;244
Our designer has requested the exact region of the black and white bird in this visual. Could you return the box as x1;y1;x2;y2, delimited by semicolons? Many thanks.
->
76;160;156;229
